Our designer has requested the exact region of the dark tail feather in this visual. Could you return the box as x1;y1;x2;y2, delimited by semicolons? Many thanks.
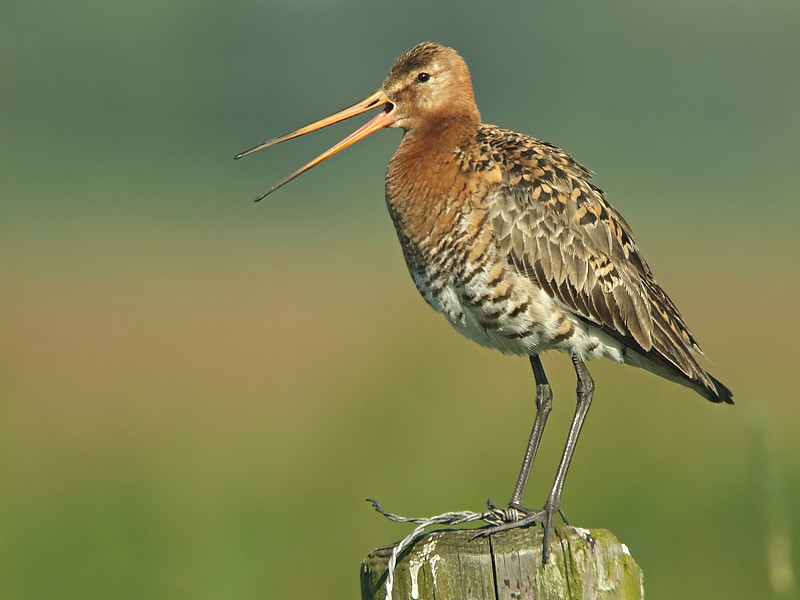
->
578;315;734;405
703;374;734;405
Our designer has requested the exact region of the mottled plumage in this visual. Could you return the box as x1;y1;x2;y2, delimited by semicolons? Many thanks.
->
236;41;732;564
458;123;726;401
385;111;730;403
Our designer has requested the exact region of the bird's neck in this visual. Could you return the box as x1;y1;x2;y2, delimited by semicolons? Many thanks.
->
385;116;481;248
406;111;479;147
391;113;479;174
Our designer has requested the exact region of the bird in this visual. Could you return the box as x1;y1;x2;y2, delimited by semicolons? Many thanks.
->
235;42;732;563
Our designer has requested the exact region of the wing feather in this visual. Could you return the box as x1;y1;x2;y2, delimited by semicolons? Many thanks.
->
478;124;713;390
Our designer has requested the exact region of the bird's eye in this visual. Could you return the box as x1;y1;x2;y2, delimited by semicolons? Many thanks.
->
416;72;431;83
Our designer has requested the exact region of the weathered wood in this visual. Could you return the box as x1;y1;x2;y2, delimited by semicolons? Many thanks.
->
361;527;643;600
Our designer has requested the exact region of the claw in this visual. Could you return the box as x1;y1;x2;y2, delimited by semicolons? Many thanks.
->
541;504;556;564
471;507;545;540
471;501;570;565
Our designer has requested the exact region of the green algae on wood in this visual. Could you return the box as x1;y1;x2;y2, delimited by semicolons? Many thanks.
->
361;527;643;600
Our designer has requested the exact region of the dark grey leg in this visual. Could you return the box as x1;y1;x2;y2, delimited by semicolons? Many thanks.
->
509;355;552;507
474;353;595;566
539;352;594;563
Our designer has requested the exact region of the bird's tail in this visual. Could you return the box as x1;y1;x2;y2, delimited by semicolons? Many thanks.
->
632;278;734;405
700;373;733;405
623;348;734;405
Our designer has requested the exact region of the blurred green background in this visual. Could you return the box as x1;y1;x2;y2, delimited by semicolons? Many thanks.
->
2;1;798;598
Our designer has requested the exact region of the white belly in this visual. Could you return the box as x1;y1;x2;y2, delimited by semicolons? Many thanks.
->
413;266;628;364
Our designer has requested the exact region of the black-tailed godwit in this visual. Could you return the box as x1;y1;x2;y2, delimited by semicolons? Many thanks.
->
236;42;732;563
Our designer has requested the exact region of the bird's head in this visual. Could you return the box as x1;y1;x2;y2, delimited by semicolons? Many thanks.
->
381;42;479;131
235;42;479;200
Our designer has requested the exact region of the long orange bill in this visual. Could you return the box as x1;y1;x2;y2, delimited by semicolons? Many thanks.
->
235;90;395;201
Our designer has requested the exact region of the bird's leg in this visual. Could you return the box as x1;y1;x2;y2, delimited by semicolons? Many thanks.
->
508;355;553;509
472;356;552;536
538;352;594;563
475;353;594;566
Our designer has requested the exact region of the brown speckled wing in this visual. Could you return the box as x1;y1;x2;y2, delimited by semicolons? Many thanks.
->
475;125;713;390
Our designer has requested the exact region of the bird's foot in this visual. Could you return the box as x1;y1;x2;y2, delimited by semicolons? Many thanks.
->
368;497;570;564
474;498;567;564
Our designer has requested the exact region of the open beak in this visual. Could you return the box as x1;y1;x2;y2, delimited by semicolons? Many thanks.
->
235;90;395;201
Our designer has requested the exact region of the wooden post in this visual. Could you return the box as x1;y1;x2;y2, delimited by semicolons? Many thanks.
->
361;527;643;600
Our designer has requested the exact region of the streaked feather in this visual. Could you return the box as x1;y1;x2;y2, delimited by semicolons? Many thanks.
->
473;124;723;398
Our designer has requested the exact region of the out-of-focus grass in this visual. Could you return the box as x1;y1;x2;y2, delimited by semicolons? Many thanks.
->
2;1;799;598
1;208;798;598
